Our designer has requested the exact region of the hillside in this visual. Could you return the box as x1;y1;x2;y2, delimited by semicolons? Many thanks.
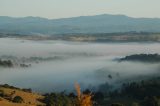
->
0;85;45;106
0;14;160;34
118;54;160;63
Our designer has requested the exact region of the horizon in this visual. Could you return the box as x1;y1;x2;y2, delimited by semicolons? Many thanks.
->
1;14;160;20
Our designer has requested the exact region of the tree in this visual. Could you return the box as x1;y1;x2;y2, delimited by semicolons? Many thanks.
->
75;83;93;106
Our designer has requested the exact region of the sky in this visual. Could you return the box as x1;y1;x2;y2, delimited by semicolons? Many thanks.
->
0;0;160;19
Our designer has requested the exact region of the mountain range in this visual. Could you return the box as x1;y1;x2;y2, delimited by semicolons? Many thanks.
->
0;14;160;35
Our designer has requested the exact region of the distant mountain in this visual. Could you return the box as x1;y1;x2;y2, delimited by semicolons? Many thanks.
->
0;14;160;35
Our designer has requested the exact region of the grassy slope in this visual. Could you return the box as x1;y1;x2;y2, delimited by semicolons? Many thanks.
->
0;87;45;106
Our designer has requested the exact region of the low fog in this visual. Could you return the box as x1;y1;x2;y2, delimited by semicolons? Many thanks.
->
0;38;160;93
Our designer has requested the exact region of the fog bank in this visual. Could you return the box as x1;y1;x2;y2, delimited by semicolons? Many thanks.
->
0;38;160;92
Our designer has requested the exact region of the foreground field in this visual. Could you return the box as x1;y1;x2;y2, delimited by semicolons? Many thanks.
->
1;78;160;106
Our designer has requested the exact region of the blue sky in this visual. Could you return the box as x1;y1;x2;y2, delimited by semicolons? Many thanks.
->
0;0;160;19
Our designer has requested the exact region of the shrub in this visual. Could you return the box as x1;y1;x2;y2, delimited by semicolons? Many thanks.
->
111;103;125;106
44;93;73;106
22;88;32;93
0;90;4;97
142;96;159;106
12;96;24;103
131;102;139;106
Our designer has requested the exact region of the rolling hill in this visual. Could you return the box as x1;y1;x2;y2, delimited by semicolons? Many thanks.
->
0;14;160;35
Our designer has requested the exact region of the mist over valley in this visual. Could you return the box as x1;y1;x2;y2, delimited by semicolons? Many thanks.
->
0;38;160;93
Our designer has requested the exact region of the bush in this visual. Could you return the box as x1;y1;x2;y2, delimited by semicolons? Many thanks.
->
131;102;139;106
12;96;24;103
22;88;32;93
44;93;74;106
111;103;125;106
141;96;159;106
0;90;4;97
